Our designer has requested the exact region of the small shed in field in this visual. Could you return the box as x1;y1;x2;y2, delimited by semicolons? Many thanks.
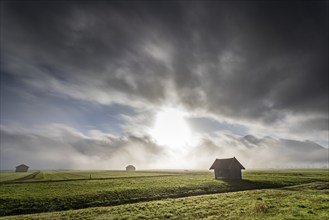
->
126;165;136;171
209;157;245;180
15;164;29;172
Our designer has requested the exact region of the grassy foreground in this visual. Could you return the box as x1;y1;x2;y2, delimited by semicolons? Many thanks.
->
0;169;328;218
2;181;328;220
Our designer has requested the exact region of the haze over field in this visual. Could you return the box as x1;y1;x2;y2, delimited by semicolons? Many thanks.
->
1;1;328;170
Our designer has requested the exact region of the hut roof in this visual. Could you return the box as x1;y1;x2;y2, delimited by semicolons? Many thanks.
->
209;157;245;170
16;164;29;168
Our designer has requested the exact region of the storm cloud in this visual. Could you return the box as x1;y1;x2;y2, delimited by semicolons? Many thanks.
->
1;1;328;169
2;1;327;121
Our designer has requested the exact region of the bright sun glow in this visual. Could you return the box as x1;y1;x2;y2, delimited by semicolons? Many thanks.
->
151;108;192;149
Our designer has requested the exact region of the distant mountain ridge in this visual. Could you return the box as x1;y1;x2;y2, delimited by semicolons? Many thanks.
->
240;134;326;152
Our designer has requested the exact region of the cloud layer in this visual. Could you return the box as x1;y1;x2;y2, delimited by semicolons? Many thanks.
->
2;1;327;124
1;1;328;169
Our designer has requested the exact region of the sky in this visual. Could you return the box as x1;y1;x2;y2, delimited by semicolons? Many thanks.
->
1;0;328;170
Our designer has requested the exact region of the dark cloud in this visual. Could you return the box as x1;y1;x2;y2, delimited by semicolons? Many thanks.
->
295;117;329;132
0;1;329;157
1;1;328;136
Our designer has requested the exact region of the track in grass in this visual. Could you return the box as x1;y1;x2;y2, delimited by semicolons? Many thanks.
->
0;172;35;182
4;170;183;183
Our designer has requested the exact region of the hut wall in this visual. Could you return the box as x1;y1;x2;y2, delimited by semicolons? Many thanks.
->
229;169;242;180
15;167;28;172
214;169;230;179
126;167;136;171
214;169;241;180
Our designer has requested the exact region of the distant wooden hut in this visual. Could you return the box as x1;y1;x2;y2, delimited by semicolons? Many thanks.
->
126;165;136;171
15;164;29;172
209;157;245;180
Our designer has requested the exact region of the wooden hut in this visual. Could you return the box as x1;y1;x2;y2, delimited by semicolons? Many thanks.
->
209;157;245;180
15;164;29;172
126;165;136;171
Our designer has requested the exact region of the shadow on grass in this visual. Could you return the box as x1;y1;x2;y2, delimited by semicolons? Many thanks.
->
220;179;286;190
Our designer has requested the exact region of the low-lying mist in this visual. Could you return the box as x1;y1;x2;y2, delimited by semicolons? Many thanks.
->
1;124;327;170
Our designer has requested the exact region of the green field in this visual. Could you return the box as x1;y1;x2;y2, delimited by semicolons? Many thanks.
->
0;169;328;219
0;171;34;182
31;170;181;181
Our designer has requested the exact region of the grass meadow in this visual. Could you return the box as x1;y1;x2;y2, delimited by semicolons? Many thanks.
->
0;169;328;219
0;172;34;182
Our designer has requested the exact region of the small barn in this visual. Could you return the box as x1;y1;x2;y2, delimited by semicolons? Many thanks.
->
209;157;245;180
126;165;136;171
15;164;29;172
